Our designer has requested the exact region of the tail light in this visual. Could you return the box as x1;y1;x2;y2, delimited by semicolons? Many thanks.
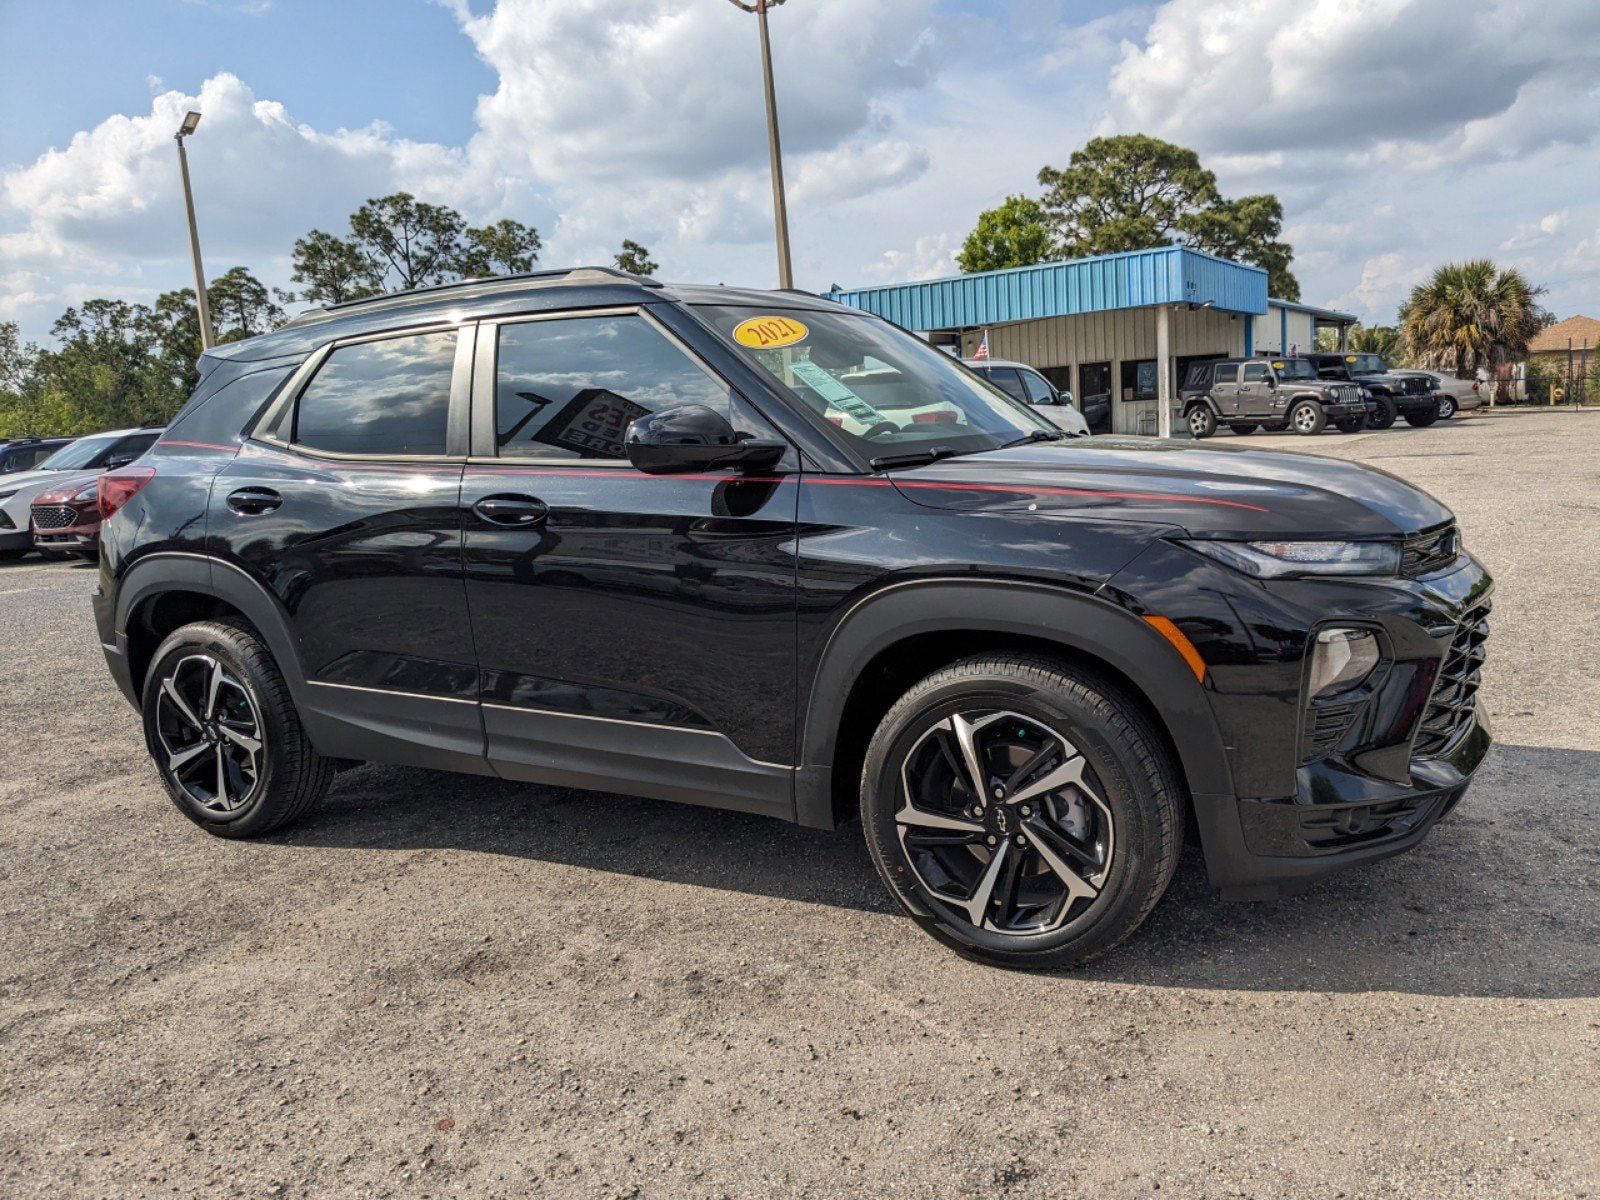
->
98;467;157;522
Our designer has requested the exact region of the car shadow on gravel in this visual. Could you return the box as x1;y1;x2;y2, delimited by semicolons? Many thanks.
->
286;742;1597;1000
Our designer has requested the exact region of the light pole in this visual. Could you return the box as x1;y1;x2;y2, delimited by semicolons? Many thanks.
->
727;0;793;289
174;110;215;350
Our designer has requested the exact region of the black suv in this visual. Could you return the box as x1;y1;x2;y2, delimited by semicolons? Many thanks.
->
1306;352;1440;429
94;268;1493;968
1180;356;1371;438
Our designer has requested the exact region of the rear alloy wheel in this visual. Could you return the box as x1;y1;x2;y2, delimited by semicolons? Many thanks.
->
1404;410;1438;428
1335;417;1366;434
862;654;1184;969
143;619;332;837
1436;396;1457;419
1289;400;1326;435
1229;423;1259;435
1187;406;1218;439
1366;396;1398;430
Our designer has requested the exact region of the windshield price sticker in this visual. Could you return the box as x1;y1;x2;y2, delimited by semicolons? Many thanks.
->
733;315;810;349
787;360;889;425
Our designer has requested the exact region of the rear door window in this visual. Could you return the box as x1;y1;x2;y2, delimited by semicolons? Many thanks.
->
293;331;458;457
983;368;1028;403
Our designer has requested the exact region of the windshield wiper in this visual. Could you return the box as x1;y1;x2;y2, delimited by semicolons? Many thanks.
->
869;445;960;472
1001;429;1066;448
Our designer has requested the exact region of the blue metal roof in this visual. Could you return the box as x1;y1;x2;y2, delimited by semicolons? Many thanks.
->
1269;297;1359;322
828;247;1271;330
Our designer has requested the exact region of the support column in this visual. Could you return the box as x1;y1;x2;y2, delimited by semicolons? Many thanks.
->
1157;304;1173;439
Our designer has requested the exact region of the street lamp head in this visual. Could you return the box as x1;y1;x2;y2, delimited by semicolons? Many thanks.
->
177;111;202;140
726;0;785;10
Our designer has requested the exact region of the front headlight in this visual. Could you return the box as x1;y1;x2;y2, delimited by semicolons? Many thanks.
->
1180;539;1402;578
0;489;16;502
72;482;100;503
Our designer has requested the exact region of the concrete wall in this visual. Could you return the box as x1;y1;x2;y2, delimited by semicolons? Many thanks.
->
958;306;1249;434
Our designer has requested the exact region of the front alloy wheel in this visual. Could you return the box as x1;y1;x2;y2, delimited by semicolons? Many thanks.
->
155;654;264;818
895;710;1113;935
862;654;1185;969
1437;396;1457;419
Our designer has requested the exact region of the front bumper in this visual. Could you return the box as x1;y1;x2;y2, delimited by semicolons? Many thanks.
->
1192;559;1494;899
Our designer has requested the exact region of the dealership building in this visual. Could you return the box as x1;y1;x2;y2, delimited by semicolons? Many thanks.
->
828;247;1358;435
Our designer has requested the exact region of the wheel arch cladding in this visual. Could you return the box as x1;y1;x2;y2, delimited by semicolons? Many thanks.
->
795;579;1234;829
118;554;309;700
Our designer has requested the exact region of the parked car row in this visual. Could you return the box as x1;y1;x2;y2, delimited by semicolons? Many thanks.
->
1179;353;1477;439
0;427;163;561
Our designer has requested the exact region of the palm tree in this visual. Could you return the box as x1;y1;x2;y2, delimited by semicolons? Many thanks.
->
1347;324;1406;365
1401;260;1547;376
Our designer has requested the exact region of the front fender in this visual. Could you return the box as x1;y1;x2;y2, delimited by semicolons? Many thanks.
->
794;577;1235;828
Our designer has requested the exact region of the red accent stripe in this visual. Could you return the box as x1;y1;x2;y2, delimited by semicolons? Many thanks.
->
462;466;1269;513
161;440;236;452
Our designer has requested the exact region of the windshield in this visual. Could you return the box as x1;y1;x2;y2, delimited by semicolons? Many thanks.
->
34;436;112;471
697;306;1053;460
1347;354;1389;374
1271;358;1318;381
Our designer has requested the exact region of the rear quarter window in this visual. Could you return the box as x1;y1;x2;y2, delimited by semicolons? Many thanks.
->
292;331;458;457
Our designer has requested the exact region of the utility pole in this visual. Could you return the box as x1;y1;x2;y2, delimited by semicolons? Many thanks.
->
174;110;215;350
727;0;794;289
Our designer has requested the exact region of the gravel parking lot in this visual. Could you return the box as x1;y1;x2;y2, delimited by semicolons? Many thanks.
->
2;408;1596;1199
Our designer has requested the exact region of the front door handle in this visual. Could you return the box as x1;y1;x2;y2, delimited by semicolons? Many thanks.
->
226;486;282;515
473;494;549;527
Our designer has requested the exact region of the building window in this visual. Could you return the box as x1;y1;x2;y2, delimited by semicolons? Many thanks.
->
1120;359;1158;402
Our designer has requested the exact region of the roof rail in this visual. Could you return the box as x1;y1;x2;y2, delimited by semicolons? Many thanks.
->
294;265;662;322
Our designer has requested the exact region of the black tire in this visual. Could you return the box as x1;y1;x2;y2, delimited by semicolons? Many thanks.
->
1335;417;1366;434
1405;410;1438;428
1229;423;1259;435
141;619;332;838
1366;395;1397;430
1186;405;1217;439
1288;400;1326;436
1437;396;1457;419
860;654;1185;970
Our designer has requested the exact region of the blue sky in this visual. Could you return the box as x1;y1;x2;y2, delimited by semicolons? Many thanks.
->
2;0;1597;343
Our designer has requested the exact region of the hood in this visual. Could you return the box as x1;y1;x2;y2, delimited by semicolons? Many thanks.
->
885;439;1453;538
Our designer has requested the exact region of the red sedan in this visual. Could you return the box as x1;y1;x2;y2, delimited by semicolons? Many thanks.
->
31;481;101;560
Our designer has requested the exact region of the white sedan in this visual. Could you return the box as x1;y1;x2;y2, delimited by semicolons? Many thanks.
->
1411;371;1484;418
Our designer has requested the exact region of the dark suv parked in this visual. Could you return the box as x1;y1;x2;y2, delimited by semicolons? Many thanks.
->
93;268;1493;968
1180;356;1371;438
1306;352;1440;429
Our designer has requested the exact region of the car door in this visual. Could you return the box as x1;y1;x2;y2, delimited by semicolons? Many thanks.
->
1236;362;1271;418
459;306;800;818
215;324;482;773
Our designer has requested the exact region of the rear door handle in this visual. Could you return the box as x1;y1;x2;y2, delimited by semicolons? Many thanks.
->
226;487;282;515
473;494;549;527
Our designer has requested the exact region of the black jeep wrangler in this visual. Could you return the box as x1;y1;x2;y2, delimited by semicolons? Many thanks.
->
92;268;1493;968
1180;356;1371;438
1306;352;1440;429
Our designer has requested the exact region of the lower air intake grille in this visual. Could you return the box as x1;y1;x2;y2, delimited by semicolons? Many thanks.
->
1413;597;1491;758
30;504;76;530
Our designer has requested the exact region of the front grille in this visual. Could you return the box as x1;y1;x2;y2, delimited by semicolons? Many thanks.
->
1413;597;1491;758
1400;376;1430;395
30;504;76;530
1402;524;1461;577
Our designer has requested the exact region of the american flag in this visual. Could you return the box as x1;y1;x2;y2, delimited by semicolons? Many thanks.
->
973;331;990;360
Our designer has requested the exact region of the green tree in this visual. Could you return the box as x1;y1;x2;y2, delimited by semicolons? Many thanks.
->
463;219;543;276
349;192;468;291
207;266;285;341
0;320;44;437
957;196;1053;273
1347;324;1406;366
614;239;659;276
1401;260;1548;375
291;229;383;305
1032;134;1300;299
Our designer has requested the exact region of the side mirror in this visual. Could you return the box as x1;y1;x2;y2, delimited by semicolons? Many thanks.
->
1265;377;1278;389
1060;389;1075;407
625;404;786;475
104;454;136;469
